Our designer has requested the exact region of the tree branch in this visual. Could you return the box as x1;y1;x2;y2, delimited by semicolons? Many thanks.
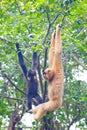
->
20;104;25;118
43;48;48;101
0;94;23;101
8;106;21;130
42;12;62;45
46;10;51;25
0;37;13;43
60;14;66;27
23;55;31;64
42;24;51;44
3;74;26;95
51;12;61;25
72;55;87;70
68;107;80;130
37;56;43;97
15;0;23;15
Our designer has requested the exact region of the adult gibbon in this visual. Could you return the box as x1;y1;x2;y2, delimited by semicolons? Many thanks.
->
29;25;64;119
16;43;42;111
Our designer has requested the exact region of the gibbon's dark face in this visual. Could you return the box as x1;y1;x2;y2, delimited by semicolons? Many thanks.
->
43;68;55;81
27;69;36;81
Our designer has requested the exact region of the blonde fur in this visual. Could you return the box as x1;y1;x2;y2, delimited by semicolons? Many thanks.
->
29;25;64;119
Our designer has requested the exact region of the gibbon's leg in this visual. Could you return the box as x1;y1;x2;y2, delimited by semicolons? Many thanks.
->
48;32;55;67
34;93;43;104
27;94;32;110
41;100;62;111
29;99;62;119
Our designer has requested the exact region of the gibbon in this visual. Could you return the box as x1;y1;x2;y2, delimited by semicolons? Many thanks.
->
16;43;42;111
29;24;64;119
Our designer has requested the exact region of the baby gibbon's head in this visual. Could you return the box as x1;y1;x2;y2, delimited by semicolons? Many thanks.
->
43;68;55;81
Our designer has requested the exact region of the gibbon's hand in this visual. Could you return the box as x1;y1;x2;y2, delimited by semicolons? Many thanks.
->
58;23;62;28
52;24;61;41
16;43;20;50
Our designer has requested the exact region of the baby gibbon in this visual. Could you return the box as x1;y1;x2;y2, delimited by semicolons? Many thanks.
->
16;43;42;111
29;24;64;119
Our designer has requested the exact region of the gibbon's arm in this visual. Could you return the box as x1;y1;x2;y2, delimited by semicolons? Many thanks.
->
16;43;27;79
55;25;62;56
31;52;38;70
49;25;62;68
48;32;55;67
52;25;62;69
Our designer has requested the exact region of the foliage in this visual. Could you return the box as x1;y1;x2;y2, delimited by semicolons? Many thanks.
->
0;0;87;129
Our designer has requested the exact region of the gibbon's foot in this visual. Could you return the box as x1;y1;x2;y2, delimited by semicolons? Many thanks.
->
26;109;32;114
28;104;46;119
28;109;36;114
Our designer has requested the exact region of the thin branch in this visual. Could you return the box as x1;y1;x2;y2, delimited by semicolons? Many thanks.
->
51;12;61;25
42;10;51;44
46;10;51;25
0;37;13;43
15;0;23;15
3;74;26;95
43;48;48;69
42;24;51;44
0;94;23;101
60;14;66;27
68;107;80;130
43;48;48;101
3;127;31;129
23;55;31;64
42;12;62;45
20;104;25;118
77;27;87;36
72;55;87;70
37;56;43;97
